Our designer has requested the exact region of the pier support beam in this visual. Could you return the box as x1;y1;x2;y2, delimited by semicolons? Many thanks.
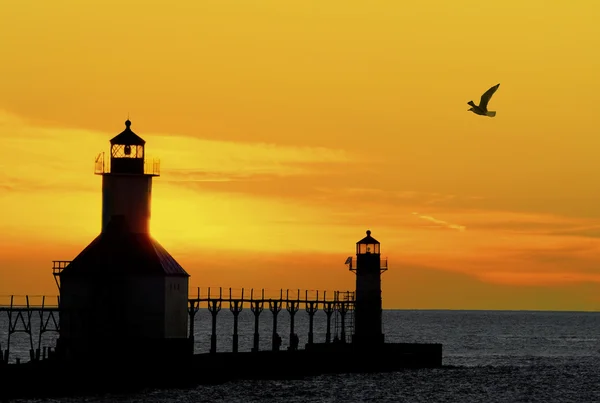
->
286;290;300;351
229;289;244;354
269;295;282;351
208;298;222;354
306;297;319;345
323;301;335;343
250;289;264;352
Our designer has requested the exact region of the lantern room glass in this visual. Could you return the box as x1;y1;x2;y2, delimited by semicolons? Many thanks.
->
111;144;144;159
357;243;380;254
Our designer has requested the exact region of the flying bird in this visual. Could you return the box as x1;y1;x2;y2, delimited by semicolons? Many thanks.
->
468;83;500;117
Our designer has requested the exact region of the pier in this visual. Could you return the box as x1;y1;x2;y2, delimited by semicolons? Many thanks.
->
0;120;443;400
0;286;355;364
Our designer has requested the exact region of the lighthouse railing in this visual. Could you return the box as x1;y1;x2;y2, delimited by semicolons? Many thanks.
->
146;158;160;176
345;257;388;272
93;153;160;176
94;152;105;174
380;258;388;271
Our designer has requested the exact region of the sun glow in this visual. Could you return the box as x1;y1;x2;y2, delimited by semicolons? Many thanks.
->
2;1;600;309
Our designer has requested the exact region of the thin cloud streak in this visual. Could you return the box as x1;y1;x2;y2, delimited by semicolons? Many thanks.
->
412;212;466;231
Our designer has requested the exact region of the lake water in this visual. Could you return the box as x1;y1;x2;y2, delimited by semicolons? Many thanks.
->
2;309;600;402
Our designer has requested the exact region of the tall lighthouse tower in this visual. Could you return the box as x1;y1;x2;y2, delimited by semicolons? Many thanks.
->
349;230;387;347
56;120;191;365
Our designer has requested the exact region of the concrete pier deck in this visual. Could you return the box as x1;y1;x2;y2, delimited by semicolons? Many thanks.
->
0;342;442;400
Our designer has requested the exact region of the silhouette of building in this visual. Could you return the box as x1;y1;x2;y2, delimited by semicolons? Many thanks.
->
350;230;387;346
55;120;190;364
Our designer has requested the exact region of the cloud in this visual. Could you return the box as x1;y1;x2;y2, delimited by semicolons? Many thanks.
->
477;271;600;286
423;193;458;205
165;170;266;183
0;174;96;194
163;160;356;184
148;132;355;176
546;225;600;239
458;211;600;239
387;261;600;311
6;108;600;303
0;108;360;196
411;212;466;231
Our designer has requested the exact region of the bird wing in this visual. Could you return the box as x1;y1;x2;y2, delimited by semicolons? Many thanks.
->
479;83;500;109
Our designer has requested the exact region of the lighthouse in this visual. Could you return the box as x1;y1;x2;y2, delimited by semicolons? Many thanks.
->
349;230;387;347
100;119;155;233
55;120;191;365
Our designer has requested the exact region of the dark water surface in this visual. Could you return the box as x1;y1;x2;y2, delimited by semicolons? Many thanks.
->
2;310;600;402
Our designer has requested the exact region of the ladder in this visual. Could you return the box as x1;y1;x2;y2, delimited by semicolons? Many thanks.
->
333;291;355;343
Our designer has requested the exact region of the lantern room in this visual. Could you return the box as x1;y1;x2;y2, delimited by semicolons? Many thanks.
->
356;230;380;255
109;119;146;174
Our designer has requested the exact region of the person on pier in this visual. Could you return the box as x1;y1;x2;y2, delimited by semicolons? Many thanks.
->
289;333;299;351
274;333;282;351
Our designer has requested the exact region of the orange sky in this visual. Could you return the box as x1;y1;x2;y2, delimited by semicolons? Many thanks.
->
1;1;600;310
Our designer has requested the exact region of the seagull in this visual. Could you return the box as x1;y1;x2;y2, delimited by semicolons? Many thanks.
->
468;83;500;117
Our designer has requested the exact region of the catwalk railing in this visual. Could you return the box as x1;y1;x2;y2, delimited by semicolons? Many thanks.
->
188;287;355;353
0;288;355;363
0;295;60;364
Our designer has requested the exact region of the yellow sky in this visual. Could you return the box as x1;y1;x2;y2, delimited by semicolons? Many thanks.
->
1;1;600;310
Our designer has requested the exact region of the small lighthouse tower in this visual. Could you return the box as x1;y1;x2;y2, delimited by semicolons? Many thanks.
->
56;120;191;365
349;230;387;347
